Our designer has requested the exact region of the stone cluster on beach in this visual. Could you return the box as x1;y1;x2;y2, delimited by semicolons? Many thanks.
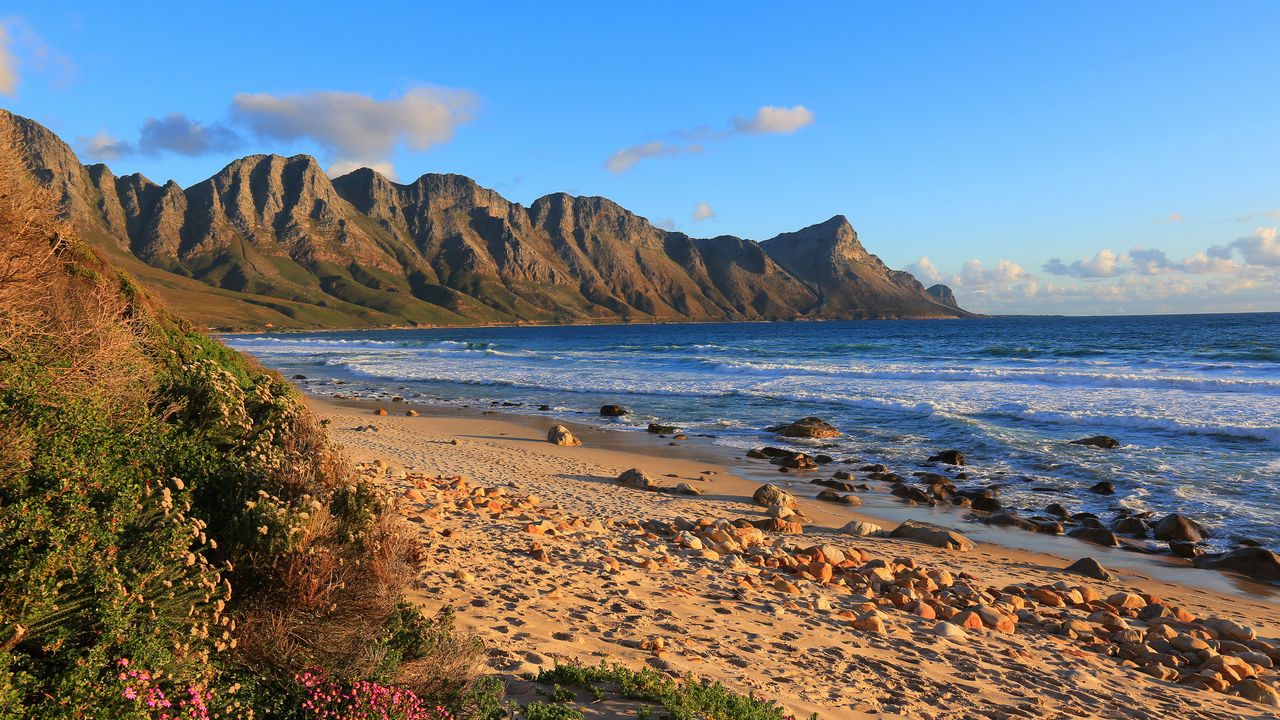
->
747;417;1280;585
370;459;1280;710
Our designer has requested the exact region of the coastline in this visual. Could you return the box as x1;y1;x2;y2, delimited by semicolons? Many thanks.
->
312;392;1279;602
306;392;1280;718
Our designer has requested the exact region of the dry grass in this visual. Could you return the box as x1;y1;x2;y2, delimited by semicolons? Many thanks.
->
0;123;149;411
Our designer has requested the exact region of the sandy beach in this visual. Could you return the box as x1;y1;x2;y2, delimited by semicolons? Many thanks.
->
310;396;1280;719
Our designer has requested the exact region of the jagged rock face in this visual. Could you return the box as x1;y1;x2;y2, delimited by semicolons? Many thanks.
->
760;216;964;319
927;284;959;309
1;108;970;328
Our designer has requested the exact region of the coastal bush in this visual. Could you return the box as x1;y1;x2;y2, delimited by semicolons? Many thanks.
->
0;123;488;716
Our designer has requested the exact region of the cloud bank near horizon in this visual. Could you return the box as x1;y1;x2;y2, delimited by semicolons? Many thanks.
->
912;226;1280;315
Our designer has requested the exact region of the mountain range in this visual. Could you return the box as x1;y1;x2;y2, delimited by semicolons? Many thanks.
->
2;109;968;330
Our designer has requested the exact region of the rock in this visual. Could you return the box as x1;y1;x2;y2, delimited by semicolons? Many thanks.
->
405;409;419;417
617;468;658;490
674;483;702;496
600;405;630;417
291;374;308;380
546;424;582;446
927;449;965;465
1168;540;1203;558
1228;678;1280;707
1065;557;1115;581
816;489;860;505
647;423;679;434
1106;592;1146;609
752;484;797;508
746;448;769;459
774;453;818;470
1071;435;1120;449
1087;481;1115;495
375;407;388;416
1066;527;1119;547
1193;547;1280;581
1045;503;1070;518
970;496;1002;512
402;488;426;503
932;621;965;639
851;612;886;633
1152;514;1206;543
1111;517;1148;538
767;416;842;439
891;485;934;505
889;520;975;551
839;520;882;537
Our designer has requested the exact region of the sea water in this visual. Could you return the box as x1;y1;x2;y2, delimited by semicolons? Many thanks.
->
225;313;1280;552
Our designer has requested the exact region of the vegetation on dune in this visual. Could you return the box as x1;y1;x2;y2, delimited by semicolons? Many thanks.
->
0;127;491;717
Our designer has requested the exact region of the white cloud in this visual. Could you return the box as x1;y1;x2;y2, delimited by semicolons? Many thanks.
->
906;256;944;284
690;201;715;222
231;86;479;178
1155;212;1185;224
77;130;132;161
0;24;15;96
605;141;702;174
606;104;814;173
1231;226;1280;267
1043;249;1122;278
957;259;1034;288
1179;252;1238;274
730;105;814;134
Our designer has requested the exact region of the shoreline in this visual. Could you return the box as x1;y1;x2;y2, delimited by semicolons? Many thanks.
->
308;394;1280;718
312;392;1279;602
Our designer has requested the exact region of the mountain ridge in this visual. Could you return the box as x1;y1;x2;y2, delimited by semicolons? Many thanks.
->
2;108;971;330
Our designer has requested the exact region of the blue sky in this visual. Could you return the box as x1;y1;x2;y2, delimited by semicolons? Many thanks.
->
2;1;1278;314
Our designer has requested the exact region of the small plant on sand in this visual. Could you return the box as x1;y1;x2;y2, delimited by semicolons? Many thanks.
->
521;701;583;720
533;661;811;720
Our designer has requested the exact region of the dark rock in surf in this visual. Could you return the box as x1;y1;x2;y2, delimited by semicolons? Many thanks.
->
928;449;965;465
647;423;679;434
1067;527;1120;547
767;416;842;439
1193;547;1280;582
1088;481;1116;495
1112;517;1149;538
1071;435;1120;449
1168;541;1204;559
600;405;630;417
1153;514;1207;543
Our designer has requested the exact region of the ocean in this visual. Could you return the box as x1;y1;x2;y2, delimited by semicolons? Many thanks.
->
224;313;1280;553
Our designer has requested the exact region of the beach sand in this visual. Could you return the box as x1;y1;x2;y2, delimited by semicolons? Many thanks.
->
310;396;1280;719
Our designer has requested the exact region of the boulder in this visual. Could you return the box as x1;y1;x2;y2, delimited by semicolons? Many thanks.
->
1065;557;1116;581
1088;481;1115;495
927;449;965;465
600;405;630;417
1071;435;1120;449
889;520;975;551
767;416;842;439
752;484;797;508
1111;517;1149;538
839;520;882;537
1168;540;1204;559
1152;514;1206;543
674;483;702;496
617;468;658;490
1067;527;1119;547
1227;678;1280;707
1193;547;1280;582
647;423;679;434
546;424;582;446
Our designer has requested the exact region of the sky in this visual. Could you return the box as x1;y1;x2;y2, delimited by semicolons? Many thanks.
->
1;2;1277;315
